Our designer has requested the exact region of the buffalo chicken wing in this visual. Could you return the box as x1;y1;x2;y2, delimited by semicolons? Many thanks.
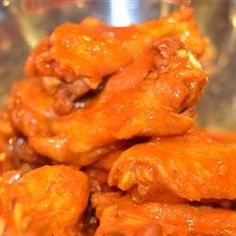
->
1;6;235;236
109;129;236;201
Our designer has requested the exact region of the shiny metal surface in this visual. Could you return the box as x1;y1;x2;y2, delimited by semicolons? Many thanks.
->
0;0;235;130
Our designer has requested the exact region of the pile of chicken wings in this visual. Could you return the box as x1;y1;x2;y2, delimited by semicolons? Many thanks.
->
0;7;236;236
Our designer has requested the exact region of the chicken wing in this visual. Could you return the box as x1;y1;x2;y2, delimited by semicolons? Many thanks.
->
95;195;236;236
25;7;205;93
27;36;206;164
1;6;233;236
0;165;89;236
109;129;236;201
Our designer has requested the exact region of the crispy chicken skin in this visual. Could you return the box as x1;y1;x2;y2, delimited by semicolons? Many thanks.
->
0;165;89;236
95;195;236;236
25;36;206;164
109;129;236;201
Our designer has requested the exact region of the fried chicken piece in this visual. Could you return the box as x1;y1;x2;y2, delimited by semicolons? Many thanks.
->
7;76;142;166
25;8;205;86
25;28;131;89
8;78;128;166
27;36;206;164
9;76;136;163
95;195;236;236
109;129;236;201
0;165;89;236
24;8;205;115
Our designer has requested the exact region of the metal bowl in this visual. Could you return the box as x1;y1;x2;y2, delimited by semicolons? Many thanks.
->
0;0;235;130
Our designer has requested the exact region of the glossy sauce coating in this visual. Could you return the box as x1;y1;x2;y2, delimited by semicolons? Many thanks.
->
25;36;206;164
109;129;236;201
1;7;235;236
95;195;236;236
0;165;89;236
